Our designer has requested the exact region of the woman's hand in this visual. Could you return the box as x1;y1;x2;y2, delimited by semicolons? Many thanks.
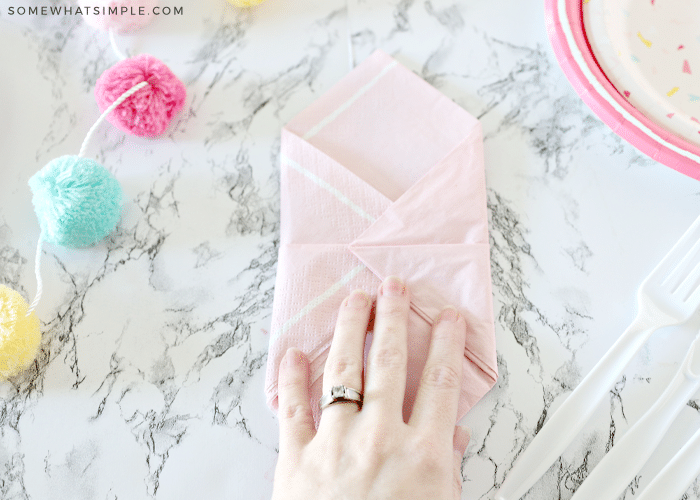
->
271;276;471;500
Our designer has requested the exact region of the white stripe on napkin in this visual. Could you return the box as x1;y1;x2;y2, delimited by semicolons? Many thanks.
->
270;264;366;344
303;60;398;140
281;154;376;223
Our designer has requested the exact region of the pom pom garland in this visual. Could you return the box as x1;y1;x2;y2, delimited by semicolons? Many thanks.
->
95;54;187;138
1;43;148;381
28;156;124;248
4;1;188;380
78;0;159;33
0;285;41;380
4;81;146;378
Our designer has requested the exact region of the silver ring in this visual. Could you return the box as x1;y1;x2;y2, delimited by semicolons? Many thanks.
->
319;384;363;411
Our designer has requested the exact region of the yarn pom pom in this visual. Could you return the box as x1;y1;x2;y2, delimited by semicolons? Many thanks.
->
227;0;267;6
95;54;186;138
0;285;41;379
28;156;123;248
78;0;159;33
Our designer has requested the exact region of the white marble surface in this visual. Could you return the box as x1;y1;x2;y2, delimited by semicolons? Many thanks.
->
1;0;700;499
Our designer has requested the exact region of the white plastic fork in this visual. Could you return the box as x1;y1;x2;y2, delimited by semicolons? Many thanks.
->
635;419;700;500
496;213;700;500
569;333;700;500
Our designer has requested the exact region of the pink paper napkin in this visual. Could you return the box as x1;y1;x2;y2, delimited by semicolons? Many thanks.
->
265;50;497;425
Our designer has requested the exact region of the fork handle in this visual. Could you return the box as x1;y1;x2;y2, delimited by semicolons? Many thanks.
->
495;314;658;500
635;422;700;500
569;336;700;500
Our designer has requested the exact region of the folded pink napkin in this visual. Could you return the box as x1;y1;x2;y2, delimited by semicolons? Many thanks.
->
265;50;497;425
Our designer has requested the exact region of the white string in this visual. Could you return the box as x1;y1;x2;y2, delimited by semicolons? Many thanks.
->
78;80;149;158
23;33;142;318
26;237;43;316
109;28;128;61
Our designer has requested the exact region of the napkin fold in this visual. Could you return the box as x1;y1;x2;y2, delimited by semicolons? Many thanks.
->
265;50;497;424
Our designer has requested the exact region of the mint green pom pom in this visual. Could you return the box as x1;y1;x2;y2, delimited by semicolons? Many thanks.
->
28;155;123;248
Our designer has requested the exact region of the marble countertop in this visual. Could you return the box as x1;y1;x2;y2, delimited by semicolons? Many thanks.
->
1;0;700;499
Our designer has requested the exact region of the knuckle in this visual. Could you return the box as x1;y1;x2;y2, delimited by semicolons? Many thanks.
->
336;310;367;329
409;435;443;472
377;302;408;319
357;425;392;465
278;371;301;391
433;322;460;341
421;363;461;390
364;428;387;453
280;402;311;424
318;437;344;465
370;346;406;370
378;324;404;338
326;354;362;380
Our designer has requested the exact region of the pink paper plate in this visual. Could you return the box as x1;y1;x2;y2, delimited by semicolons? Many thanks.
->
545;0;700;180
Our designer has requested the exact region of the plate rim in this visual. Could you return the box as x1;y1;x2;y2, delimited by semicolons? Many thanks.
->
545;0;700;180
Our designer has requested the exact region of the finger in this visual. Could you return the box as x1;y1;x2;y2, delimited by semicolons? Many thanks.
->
409;307;466;433
363;276;410;417
278;347;315;454
320;289;372;421
452;426;470;500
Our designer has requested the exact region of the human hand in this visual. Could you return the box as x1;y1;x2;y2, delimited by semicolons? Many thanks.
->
271;276;471;500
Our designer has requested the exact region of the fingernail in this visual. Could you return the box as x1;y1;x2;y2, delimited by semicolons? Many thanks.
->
439;307;459;323
455;425;471;454
460;425;472;445
381;276;405;296
347;290;369;308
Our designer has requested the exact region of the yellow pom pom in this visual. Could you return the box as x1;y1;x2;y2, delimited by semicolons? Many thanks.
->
226;0;266;7
0;285;41;379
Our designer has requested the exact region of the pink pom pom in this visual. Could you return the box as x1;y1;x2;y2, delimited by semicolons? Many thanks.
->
78;0;159;33
95;54;186;138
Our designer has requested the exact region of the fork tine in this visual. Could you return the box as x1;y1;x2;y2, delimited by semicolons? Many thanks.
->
686;286;700;304
656;216;700;287
685;282;700;306
663;235;700;291
676;257;700;302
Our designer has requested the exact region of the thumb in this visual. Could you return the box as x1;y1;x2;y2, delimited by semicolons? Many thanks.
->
453;425;471;500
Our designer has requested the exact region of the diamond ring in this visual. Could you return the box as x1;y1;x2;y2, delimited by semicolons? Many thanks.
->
319;384;363;411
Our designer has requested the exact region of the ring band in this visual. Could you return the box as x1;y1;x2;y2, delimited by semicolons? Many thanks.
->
319;384;363;411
